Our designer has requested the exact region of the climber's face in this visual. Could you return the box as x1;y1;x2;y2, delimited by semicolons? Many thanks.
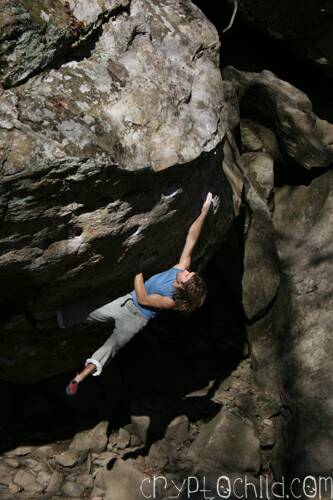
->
176;269;195;287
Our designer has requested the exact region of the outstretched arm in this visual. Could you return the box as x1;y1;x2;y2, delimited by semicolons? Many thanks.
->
134;273;176;309
176;192;213;270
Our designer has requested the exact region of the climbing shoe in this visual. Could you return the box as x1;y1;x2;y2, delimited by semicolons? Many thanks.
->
65;379;79;396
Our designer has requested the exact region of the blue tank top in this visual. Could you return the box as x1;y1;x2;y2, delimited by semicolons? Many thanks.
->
131;266;183;320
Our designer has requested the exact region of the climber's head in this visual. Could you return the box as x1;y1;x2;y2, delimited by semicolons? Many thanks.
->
173;270;208;314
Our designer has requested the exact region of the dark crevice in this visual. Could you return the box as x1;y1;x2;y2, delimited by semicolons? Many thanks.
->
274;162;332;188
193;0;333;123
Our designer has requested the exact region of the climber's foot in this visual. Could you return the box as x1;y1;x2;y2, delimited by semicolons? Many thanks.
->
65;379;79;397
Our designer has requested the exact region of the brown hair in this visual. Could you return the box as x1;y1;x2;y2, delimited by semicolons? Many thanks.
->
172;273;208;315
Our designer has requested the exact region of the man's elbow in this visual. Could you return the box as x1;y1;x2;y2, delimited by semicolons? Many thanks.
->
137;296;149;307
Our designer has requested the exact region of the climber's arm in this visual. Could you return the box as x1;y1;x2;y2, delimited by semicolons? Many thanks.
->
175;192;213;270
134;273;176;309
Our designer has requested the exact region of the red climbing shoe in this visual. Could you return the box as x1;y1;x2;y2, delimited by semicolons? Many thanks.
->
65;379;79;396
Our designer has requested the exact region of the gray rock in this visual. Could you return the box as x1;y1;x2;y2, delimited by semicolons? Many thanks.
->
3;457;20;469
165;415;189;443
14;469;44;494
223;66;333;169
5;446;32;457
248;168;333;478
148;439;170;470
69;421;108;460
54;450;80;467
242;152;274;205
76;473;94;489
36;470;52;488
62;480;85;497
242;165;280;321
92;451;115;467
117;427;131;449
0;462;15;485
240;119;283;162
94;458;154;499
271;170;333;475
130;414;151;445
8;483;22;494
45;471;64;496
189;411;261;475
0;0;235;384
35;445;56;459
259;419;276;448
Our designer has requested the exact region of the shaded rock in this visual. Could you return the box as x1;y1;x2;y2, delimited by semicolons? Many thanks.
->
63;480;85;497
317;118;333;155
165;415;189;443
271;170;333;476
130;414;150;445
3;457;20;469
248;168;333;478
0;462;15;485
54;450;81;467
242;152;274;206
223;66;333;169
35;444;55;459
94;457;154;499
14;469;43;494
45;471;64;496
22;457;41;471
0;0;130;87
92;451;115;467
69;421;108;459
240;119;283;161
117;427;131;449
148;439;170;470
8;482;21;494
76;473;94;489
36;470;52;488
259;418;276;449
241;154;280;321
6;446;32;457
222;80;240;132
91;486;106;498
189;411;261;475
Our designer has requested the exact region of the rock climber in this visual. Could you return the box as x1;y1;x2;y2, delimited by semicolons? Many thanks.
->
63;192;213;396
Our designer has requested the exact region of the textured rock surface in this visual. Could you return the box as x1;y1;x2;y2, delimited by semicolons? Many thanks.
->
224;64;333;482
223;66;333;169
224;0;333;79
189;411;261;474
235;73;333;479
241;152;280;322
94;458;154;499
270;170;333;476
0;0;239;382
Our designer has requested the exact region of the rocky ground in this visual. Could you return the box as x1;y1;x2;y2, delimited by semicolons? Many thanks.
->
0;357;283;499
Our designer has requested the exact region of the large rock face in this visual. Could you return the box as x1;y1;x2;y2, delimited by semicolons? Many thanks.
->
0;0;240;382
224;0;333;79
224;65;333;483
